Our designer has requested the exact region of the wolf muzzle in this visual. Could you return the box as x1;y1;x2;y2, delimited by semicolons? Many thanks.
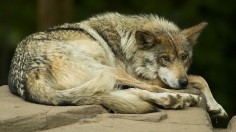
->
178;77;188;88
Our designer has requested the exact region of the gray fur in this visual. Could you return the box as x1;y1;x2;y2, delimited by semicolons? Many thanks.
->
8;13;227;117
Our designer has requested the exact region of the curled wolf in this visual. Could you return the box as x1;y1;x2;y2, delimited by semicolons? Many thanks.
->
8;12;227;118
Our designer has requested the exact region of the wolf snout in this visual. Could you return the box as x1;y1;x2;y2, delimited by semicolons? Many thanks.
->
178;78;188;88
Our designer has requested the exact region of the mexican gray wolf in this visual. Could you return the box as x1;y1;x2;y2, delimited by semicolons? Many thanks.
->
8;12;227;118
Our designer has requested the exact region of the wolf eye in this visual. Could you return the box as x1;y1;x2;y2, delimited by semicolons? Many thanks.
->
162;56;170;62
182;55;188;60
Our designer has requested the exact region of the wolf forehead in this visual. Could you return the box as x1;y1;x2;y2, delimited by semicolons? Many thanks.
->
136;28;191;52
132;14;207;46
132;16;200;50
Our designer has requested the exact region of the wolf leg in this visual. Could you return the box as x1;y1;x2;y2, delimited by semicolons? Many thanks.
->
100;90;156;114
188;75;228;118
27;66;160;114
125;88;201;109
107;68;172;92
100;88;201;113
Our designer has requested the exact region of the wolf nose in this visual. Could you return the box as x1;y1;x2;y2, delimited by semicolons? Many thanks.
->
178;78;188;88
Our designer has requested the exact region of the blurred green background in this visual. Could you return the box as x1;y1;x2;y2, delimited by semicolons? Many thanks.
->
0;0;235;128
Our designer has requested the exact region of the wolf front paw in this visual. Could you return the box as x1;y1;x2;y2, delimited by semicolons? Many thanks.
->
180;93;202;107
154;93;202;109
207;101;228;118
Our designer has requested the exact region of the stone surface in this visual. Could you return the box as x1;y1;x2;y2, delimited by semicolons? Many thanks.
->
162;108;212;126
0;85;107;132
41;118;213;132
0;85;220;132
227;116;236;132
41;108;213;132
97;111;167;122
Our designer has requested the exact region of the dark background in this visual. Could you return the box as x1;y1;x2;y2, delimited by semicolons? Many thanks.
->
0;0;235;128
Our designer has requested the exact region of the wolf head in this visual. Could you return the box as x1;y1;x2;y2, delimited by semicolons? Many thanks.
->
132;22;207;89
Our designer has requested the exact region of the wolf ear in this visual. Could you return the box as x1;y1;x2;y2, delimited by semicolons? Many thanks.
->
135;30;158;49
182;22;208;46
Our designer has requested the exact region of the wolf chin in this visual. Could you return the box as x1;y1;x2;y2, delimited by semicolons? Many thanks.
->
8;12;227;118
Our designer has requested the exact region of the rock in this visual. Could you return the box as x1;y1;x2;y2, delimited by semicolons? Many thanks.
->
0;85;107;132
227;116;236;132
162;107;212;126
41;113;213;132
0;85;215;132
97;111;167;122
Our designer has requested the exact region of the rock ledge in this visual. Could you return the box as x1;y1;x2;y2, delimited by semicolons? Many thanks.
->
0;85;233;132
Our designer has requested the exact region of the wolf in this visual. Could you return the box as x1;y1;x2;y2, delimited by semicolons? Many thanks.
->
8;12;227;118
